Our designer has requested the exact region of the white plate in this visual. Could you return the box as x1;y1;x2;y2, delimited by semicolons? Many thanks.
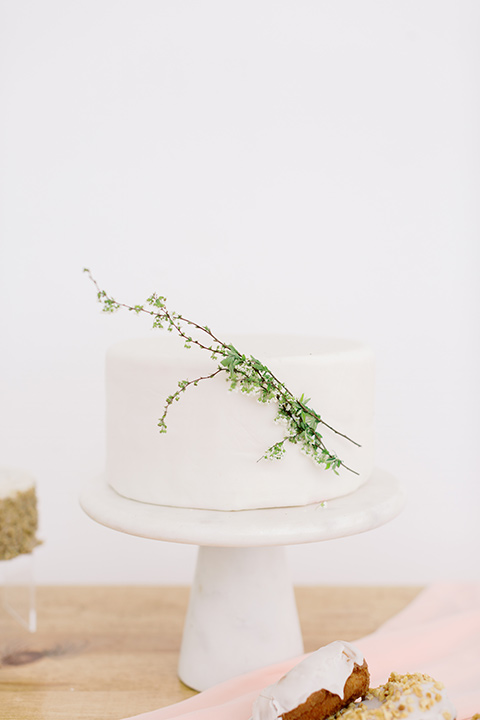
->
80;467;404;547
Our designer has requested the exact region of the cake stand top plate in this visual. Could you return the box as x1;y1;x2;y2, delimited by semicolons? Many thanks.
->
80;468;405;547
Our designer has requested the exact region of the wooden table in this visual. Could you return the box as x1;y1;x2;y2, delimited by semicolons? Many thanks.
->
0;586;421;719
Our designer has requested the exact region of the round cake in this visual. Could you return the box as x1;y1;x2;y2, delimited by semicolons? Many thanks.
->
0;467;40;560
104;334;374;511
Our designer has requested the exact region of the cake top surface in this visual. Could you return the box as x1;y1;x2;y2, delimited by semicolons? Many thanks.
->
0;467;36;499
107;334;371;363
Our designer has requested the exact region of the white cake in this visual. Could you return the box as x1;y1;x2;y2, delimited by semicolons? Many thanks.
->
105;334;374;511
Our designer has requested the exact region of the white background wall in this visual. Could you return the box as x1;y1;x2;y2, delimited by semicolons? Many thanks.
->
1;1;479;586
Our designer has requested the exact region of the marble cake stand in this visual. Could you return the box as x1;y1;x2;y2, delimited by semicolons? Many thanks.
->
80;468;404;691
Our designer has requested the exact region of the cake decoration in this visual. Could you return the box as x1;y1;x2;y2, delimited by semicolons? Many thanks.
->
85;269;360;476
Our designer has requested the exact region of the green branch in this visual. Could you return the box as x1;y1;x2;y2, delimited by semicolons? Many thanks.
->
84;269;360;475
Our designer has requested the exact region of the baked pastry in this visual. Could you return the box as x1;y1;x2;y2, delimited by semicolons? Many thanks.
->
251;641;369;720
337;672;456;720
0;467;40;560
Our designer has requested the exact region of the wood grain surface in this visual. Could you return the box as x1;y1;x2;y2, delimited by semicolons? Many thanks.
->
0;586;422;719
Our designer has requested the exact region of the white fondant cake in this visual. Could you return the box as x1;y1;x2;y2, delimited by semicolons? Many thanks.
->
105;335;374;511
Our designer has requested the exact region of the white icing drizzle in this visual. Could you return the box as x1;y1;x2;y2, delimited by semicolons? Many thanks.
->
252;641;364;720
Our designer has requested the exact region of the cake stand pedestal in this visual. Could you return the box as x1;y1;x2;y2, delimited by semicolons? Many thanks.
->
80;468;404;691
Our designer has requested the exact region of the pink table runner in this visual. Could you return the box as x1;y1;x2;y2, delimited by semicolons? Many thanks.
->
125;583;480;720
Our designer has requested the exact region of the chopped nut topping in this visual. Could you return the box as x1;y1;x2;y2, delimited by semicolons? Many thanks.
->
333;672;453;720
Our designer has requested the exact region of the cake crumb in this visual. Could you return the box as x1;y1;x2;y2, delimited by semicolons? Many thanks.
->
0;487;40;561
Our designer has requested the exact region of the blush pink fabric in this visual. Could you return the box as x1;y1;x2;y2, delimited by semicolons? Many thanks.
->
124;583;480;720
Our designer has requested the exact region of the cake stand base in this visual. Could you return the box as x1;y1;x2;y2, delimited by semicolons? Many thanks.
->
1;553;36;633
179;546;303;690
80;468;404;690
